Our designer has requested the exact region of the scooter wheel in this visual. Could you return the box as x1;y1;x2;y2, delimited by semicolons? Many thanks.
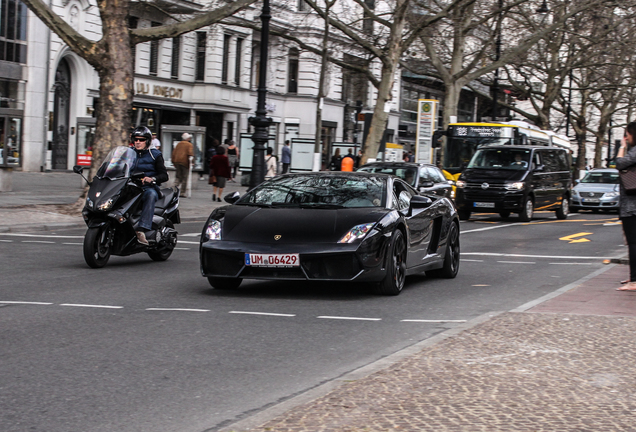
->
83;225;112;268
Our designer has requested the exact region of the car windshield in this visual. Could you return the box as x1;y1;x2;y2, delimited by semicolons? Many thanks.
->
580;171;619;184
237;175;386;208
467;148;531;170
358;166;417;187
95;146;136;179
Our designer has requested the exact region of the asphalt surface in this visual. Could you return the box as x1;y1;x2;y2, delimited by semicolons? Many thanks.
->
2;170;635;432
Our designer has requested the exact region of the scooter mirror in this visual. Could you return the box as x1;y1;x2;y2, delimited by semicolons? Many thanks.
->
73;165;84;174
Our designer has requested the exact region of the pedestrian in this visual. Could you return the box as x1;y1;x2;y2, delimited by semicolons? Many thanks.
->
150;132;161;151
227;140;239;180
616;121;636;291
171;132;194;196
209;146;231;202
355;150;362;168
341;149;355;171
329;148;341;171
265;147;277;179
281;140;291;173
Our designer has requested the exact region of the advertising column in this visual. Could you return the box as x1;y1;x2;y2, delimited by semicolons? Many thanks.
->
415;99;438;164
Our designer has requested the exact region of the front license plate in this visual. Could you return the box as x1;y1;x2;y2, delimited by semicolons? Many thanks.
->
474;202;495;208
582;198;600;203
245;253;300;267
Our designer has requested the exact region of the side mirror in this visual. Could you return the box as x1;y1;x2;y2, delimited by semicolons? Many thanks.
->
410;195;433;213
419;181;435;189
73;165;84;174
574;179;580;185
224;191;241;204
534;164;545;172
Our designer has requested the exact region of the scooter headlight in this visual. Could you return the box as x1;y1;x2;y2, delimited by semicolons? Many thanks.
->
86;197;94;209
97;198;114;211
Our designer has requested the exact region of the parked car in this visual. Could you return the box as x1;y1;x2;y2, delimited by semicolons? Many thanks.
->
570;168;619;212
455;145;572;221
357;162;453;198
199;172;460;295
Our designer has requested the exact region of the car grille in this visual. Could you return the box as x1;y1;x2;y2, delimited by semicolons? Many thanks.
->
462;182;507;201
578;192;604;198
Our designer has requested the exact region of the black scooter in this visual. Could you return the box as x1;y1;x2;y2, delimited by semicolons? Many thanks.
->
73;146;180;268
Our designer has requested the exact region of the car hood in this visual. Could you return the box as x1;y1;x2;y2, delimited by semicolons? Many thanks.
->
221;205;390;243
574;183;619;193
460;168;526;182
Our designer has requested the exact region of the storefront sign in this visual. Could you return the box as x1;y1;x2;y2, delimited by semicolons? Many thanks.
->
135;82;184;100
77;154;92;166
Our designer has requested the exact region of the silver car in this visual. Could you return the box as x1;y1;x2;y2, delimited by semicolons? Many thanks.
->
570;168;619;212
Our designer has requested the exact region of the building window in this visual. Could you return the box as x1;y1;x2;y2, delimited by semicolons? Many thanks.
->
222;34;231;84
297;0;308;11
171;36;180;79
363;0;375;34
195;31;207;82
288;48;299;94
235;38;243;87
0;0;28;63
149;22;161;76
341;54;368;105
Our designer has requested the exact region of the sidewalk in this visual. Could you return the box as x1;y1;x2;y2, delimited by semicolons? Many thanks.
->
223;264;636;432
0;170;248;232
3;171;635;431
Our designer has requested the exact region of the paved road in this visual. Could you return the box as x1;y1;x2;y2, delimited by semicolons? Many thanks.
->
0;211;625;431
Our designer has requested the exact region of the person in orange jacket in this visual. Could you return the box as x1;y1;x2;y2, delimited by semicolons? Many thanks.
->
341;149;355;171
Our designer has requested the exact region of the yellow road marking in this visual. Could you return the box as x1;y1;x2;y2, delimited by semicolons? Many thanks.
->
559;232;593;243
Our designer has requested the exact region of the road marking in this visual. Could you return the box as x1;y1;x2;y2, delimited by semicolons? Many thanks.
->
146;308;210;312
0;301;53;305
497;260;536;264
461;224;520;233
22;240;56;244
229;311;296;317
549;262;594;265
174;247;191;250
177;240;200;245
559;232;592;243
401;319;467;323
317;315;381;321
0;233;83;239
62;242;83;245
60;303;123;309
462;259;484;262
463;252;607;260
180;233;201;237
0;239;13;242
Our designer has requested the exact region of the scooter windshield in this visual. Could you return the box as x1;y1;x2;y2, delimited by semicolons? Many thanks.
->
96;147;137;179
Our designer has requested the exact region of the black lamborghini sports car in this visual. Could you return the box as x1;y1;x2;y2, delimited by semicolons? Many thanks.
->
199;172;460;295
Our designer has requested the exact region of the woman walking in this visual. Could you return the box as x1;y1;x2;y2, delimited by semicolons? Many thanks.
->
209;146;232;202
616;121;636;291
227;140;239;181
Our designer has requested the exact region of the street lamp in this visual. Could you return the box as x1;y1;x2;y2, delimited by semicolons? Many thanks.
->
248;0;272;190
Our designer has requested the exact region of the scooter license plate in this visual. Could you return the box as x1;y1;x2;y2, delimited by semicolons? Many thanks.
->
245;253;300;267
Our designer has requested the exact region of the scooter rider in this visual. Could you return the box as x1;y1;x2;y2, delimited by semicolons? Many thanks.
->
130;126;169;245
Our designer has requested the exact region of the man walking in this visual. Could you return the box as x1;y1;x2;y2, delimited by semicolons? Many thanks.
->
172;133;194;195
281;140;291;173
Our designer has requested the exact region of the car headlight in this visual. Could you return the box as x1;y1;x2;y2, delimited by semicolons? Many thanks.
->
97;198;114;211
505;182;525;191
455;180;466;189
604;191;619;198
338;223;375;244
204;219;222;241
571;190;579;197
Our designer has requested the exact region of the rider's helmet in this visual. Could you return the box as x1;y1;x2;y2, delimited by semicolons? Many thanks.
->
130;126;152;147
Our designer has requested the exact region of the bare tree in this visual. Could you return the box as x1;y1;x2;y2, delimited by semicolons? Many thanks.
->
21;0;257;177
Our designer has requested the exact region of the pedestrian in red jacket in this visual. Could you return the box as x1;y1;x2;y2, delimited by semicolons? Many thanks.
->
209;146;232;202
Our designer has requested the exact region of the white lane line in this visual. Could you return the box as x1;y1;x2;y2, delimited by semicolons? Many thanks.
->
0;239;13;242
549;262;595;265
317;315;381;321
0;233;83;239
497;260;536;264
174;247;191;250
0;301;53;305
146;308;210;312
62;242;83;245
401;319;467;323
462;259;484;262
60;303;123;309
461;223;520;233
177;240;200;245
180;233;201;237
22;240;56;244
229;311;296;317
463;252;609;260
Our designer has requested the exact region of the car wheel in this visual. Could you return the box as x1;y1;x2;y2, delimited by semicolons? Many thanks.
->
555;196;569;220
375;230;407;296
208;277;242;290
458;209;471;220
519;197;534;222
426;222;460;279
83;225;112;268
499;211;511;219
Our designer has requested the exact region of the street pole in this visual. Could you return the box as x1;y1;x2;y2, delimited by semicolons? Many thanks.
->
248;0;272;190
565;69;573;137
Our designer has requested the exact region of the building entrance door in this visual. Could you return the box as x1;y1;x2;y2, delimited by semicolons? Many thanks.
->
52;59;71;169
